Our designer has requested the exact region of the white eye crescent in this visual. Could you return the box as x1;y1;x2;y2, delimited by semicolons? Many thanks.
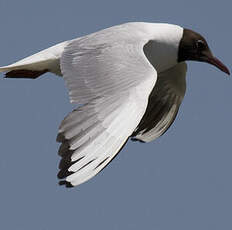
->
196;39;206;51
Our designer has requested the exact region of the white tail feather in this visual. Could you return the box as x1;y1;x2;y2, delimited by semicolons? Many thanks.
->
0;41;69;76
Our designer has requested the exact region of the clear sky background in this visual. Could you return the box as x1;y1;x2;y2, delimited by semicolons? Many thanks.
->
0;0;231;230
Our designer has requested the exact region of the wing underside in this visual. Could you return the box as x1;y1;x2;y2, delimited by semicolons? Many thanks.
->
132;62;187;143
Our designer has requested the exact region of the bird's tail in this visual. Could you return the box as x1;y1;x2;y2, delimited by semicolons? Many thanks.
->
0;41;69;79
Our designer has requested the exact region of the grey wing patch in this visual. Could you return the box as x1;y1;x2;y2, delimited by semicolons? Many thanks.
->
131;89;181;143
131;62;187;143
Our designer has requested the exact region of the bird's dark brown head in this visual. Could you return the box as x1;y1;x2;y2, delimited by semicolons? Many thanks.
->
178;28;230;75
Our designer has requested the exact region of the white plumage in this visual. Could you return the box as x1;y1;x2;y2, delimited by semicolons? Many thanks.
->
2;22;226;187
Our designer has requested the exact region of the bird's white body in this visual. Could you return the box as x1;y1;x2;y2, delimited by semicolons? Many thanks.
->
0;22;187;187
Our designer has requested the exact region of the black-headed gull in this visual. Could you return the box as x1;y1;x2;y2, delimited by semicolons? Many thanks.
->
0;22;229;187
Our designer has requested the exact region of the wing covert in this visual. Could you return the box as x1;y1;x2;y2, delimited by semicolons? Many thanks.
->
60;29;156;104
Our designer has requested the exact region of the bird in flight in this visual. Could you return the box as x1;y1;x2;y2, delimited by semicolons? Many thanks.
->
0;22;229;187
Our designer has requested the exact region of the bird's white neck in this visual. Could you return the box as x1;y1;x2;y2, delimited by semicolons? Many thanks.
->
143;23;184;73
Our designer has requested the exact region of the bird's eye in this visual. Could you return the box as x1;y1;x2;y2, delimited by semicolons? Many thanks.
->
196;40;206;51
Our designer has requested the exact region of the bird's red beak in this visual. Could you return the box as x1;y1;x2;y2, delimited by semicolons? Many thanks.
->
206;55;230;75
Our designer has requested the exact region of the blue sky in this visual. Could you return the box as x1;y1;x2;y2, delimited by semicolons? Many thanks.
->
0;0;231;229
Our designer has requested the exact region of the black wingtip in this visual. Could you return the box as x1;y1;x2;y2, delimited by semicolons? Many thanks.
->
59;180;74;188
58;142;72;156
56;132;66;143
131;137;145;143
57;169;73;179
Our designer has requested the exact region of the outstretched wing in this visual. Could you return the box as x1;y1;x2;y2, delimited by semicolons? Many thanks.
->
132;62;187;143
57;30;157;187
